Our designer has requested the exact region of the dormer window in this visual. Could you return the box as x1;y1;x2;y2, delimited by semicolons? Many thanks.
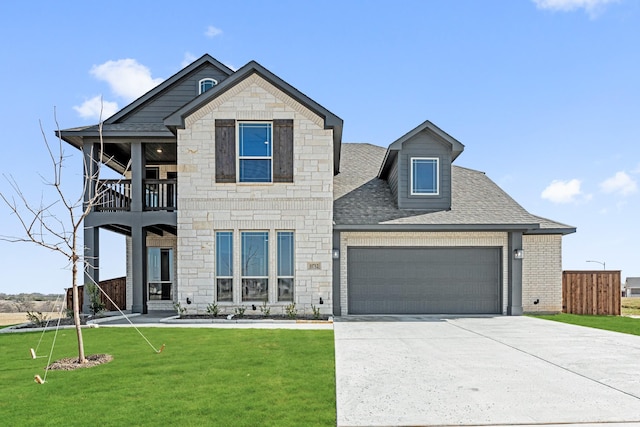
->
411;157;439;195
199;78;218;94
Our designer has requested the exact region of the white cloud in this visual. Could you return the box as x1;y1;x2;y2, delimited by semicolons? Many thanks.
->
90;59;164;102
205;25;223;38
532;0;618;17
181;52;198;68
600;171;637;195
541;178;585;203
73;96;119;120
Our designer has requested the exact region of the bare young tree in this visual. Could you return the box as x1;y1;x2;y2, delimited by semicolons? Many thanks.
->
0;108;110;364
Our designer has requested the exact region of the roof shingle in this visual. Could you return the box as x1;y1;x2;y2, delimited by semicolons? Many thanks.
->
334;143;575;233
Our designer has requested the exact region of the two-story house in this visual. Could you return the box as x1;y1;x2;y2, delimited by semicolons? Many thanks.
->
58;54;575;317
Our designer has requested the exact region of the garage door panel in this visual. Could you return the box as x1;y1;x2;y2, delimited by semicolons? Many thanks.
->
348;247;501;315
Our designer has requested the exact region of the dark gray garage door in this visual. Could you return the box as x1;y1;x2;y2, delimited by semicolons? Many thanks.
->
347;247;501;314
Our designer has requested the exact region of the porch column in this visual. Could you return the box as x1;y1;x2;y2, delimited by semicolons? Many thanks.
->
83;226;99;313
507;231;524;315
82;142;100;313
332;230;341;316
131;221;146;314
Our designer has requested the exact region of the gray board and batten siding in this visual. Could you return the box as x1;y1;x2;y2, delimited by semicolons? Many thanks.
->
112;63;231;124
347;247;502;315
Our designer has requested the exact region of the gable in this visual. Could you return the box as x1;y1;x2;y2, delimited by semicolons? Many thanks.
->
379;121;463;211
165;61;343;174
106;54;233;125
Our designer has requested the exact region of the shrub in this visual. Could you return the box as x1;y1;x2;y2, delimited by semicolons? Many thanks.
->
285;303;297;319
311;304;321;320
206;303;219;317
234;306;246;318
86;282;106;316
173;302;186;316
26;311;49;327
259;301;271;316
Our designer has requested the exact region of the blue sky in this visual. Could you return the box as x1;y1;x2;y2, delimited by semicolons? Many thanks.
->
0;0;638;294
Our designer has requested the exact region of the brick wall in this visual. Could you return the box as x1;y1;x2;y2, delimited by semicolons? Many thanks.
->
522;234;562;313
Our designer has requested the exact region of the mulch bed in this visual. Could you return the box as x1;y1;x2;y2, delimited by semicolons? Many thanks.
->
180;314;331;321
47;354;113;371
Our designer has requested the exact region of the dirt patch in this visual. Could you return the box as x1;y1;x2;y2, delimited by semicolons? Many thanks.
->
47;354;113;371
0;312;64;326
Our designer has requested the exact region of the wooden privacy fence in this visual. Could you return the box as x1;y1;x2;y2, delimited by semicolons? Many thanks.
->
562;270;621;315
66;276;126;312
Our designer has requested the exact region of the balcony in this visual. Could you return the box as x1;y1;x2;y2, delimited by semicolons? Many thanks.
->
96;179;177;212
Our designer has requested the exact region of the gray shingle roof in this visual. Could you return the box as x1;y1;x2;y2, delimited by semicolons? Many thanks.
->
334;143;575;234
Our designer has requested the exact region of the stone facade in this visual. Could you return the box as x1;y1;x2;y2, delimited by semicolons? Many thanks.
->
175;74;334;315
522;234;563;313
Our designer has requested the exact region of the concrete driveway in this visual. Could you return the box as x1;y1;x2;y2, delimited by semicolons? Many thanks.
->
334;316;640;426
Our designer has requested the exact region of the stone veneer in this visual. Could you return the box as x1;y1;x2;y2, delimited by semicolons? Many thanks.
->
175;73;334;315
339;231;563;315
522;234;562;313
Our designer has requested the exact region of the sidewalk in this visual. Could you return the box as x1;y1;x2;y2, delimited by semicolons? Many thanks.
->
91;312;333;330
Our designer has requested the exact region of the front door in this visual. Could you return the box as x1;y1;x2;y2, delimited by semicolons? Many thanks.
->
147;248;173;301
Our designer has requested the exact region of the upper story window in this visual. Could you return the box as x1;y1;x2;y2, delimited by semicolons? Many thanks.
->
199;78;218;94
411;157;439;195
238;122;272;183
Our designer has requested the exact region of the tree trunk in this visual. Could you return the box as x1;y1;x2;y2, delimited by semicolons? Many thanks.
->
72;252;87;364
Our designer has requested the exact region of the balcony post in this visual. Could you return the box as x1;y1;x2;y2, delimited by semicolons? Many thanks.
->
82;142;99;211
131;142;145;212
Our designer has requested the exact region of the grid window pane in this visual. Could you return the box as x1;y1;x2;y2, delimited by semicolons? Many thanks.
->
277;231;294;302
215;232;233;302
215;232;233;277
239;123;272;183
239;123;272;156
278;278;294;302
242;278;268;301
277;232;294;277
239;159;271;182
216;278;233;302
412;158;438;194
241;232;269;277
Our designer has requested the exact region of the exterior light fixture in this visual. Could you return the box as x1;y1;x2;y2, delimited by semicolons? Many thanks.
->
514;249;524;259
332;249;340;259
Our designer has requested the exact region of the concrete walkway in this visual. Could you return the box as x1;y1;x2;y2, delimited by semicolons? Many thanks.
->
91;311;333;330
334;316;640;427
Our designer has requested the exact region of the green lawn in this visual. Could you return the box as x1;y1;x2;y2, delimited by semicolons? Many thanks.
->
535;313;640;337
0;327;336;426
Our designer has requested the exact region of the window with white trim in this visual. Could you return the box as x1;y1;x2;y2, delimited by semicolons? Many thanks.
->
215;231;233;302
410;157;439;195
277;231;294;302
238;122;272;183
241;231;269;301
199;78;218;94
